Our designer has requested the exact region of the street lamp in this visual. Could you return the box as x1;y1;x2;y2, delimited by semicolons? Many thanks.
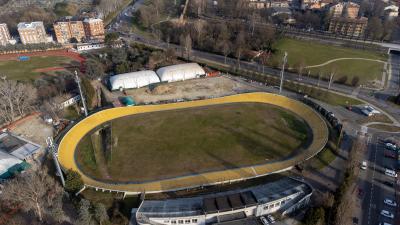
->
279;51;288;94
75;70;88;117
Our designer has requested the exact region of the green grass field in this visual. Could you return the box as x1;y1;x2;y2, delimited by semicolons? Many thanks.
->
76;103;311;182
271;38;387;85
0;56;77;81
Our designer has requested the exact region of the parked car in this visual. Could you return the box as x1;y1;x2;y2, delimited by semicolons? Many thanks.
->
266;215;275;224
384;150;397;159
384;198;397;207
385;143;398;151
381;210;394;219
361;161;367;170
260;216;270;225
379;222;392;225
361;105;380;116
352;217;359;225
383;181;395;188
385;169;398;178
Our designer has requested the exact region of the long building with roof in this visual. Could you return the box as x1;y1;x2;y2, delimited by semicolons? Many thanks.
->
132;177;312;225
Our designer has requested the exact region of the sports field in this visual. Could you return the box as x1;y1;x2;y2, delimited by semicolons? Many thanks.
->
76;102;310;182
271;38;387;85
0;56;78;81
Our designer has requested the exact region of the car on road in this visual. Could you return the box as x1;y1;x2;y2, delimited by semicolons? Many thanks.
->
380;210;394;219
384;198;397;207
379;222;392;225
385;169;398;178
266;215;275;224
260;216;269;225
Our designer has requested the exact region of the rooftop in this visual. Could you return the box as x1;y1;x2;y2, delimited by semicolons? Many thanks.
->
137;177;312;221
17;21;44;29
0;132;41;160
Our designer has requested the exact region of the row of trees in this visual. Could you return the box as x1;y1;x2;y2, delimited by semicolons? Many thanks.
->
157;19;276;65
0;79;37;123
95;0;127;20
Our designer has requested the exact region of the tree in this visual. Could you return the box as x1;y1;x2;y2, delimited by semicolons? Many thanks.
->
303;207;325;225
77;199;93;225
180;33;192;60
367;17;383;40
105;32;120;46
0;79;37;123
94;203;109;225
193;19;206;47
85;59;104;80
235;30;247;69
221;41;231;64
65;169;84;193
351;76;360;87
0;169;64;222
81;77;95;108
328;66;338;89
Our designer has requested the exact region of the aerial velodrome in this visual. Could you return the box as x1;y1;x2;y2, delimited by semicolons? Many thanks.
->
57;92;329;194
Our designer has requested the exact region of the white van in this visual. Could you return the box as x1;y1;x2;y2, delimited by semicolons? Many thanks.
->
361;161;367;170
385;169;397;178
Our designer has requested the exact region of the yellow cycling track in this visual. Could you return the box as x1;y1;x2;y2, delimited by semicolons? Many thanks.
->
58;92;329;194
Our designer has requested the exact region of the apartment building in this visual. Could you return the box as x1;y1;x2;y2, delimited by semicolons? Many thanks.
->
328;16;368;37
330;2;360;18
345;2;360;19
248;0;289;9
54;20;85;44
17;22;49;45
0;23;11;46
83;18;105;41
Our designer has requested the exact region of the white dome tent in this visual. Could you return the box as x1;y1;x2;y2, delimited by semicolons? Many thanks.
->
109;70;161;91
156;63;206;83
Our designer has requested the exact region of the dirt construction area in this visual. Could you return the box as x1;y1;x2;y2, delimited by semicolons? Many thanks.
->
123;76;261;104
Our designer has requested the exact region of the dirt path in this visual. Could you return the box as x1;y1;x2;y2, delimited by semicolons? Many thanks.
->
305;58;386;69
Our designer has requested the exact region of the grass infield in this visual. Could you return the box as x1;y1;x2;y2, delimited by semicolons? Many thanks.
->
76;102;311;182
0;56;77;81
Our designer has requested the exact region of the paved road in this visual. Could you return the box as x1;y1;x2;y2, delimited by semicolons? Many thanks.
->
360;133;399;225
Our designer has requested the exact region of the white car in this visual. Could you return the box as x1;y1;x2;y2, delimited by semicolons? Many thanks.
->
381;210;394;219
260;216;269;225
379;222;392;225
361;105;380;116
267;215;275;224
384;198;397;207
385;169;398;178
361;161;367;170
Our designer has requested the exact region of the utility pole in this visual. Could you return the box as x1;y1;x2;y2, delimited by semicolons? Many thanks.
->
46;137;65;187
75;70;88;117
279;51;288;94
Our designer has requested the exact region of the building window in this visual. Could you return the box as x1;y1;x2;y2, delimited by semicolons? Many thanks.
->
192;219;198;223
185;219;190;224
263;205;269;210
275;202;280;207
178;220;183;224
171;221;176;224
164;220;170;223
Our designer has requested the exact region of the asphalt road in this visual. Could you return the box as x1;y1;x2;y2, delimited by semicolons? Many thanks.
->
360;133;399;225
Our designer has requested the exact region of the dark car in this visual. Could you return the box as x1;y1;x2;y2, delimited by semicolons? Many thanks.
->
352;217;359;225
383;181;394;188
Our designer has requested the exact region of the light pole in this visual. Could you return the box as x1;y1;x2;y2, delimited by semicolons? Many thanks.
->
279;51;288;94
75;70;88;117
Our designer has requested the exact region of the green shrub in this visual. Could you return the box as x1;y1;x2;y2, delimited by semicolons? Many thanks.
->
65;169;84;193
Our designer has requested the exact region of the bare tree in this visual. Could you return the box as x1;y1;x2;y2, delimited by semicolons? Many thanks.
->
180;33;192;60
193;19;206;47
0;79;37;123
0;169;64;222
328;66;338;89
221;41;231;64
235;30;246;69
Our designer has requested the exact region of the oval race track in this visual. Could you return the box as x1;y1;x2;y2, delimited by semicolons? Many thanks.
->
58;92;329;194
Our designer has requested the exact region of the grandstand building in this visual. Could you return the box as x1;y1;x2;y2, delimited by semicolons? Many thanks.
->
131;177;312;225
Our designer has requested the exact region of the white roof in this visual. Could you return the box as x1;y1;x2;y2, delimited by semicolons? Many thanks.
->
156;63;206;83
17;21;44;29
109;70;160;90
0;151;22;176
